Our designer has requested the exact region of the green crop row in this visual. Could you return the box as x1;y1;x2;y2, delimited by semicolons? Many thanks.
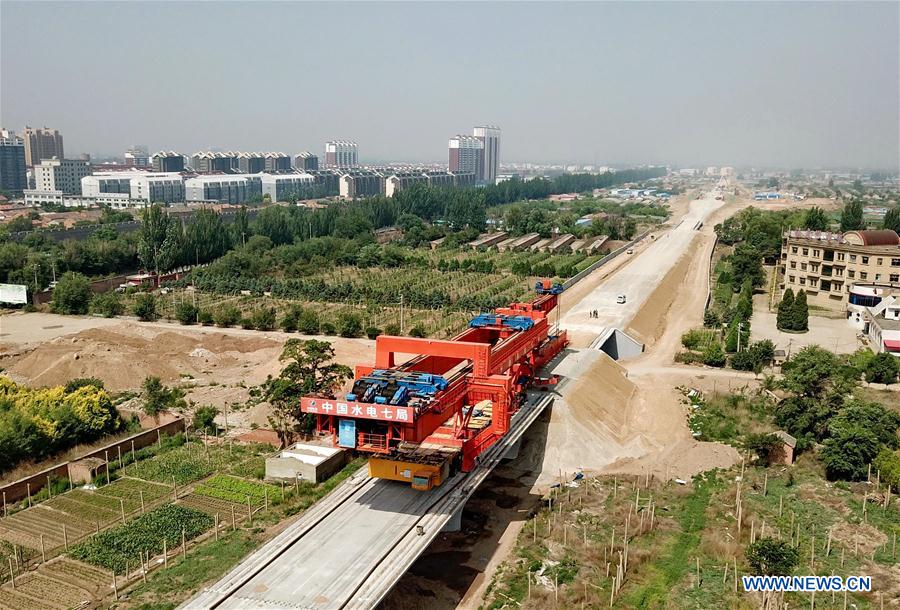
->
194;475;280;506
69;504;213;574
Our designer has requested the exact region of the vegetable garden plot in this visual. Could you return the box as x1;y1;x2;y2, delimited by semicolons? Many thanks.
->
44;495;120;525
37;557;111;597
69;504;213;575
194;475;281;507
0;572;91;610
179;494;248;522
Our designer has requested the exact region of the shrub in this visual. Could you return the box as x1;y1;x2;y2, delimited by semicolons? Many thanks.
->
743;433;782;467
240;317;254;329
175;302;199;325
280;305;303;332
746;538;799;576
681;329;715;351
702;342;726;367
409;325;427;338
251;307;277;331
51;271;92;315
366;326;381;340
337;312;363;338
198;309;213;325
132;293;158;321
321;321;336;335
703;309;720;328
298;309;320;334
214;304;241;327
64;377;105;393
385;323;401;335
91;291;123;318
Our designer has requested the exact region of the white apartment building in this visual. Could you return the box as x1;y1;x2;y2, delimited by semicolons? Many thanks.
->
449;135;484;182
260;173;315;201
184;174;262;204
33;157;91;194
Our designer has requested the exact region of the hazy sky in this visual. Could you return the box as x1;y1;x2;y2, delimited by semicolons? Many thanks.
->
2;1;898;169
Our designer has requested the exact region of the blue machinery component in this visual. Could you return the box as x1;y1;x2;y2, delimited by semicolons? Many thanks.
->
468;314;535;331
347;370;448;406
534;281;564;295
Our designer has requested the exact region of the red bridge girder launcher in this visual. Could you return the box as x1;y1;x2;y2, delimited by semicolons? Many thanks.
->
300;281;568;490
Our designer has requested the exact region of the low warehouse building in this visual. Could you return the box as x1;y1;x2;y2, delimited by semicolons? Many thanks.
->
265;442;347;483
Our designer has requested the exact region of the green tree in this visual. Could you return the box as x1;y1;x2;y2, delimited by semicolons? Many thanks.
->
175;302;199;325
91;291;124;318
729;244;765;289
298;309;320;334
142;376;186;417
790;289;808;332
803;206;829;231
192;405;219;434
873;448;900;493
280;305;303;332
51;271;93;315
262;340;352;447
776;289;794;330
780;346;856;399
183;208;231;265
132;293;158;321
821;424;881;481
138;205;181;279
865;352;900;384
882;207;900;234
746;538;799;575
839;200;864;231
231;206;251;246
829;401;900;449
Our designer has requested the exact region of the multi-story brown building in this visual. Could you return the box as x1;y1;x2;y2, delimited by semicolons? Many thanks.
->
22;126;64;167
778;229;900;312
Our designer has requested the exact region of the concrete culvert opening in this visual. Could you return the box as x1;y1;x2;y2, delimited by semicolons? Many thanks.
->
590;327;644;360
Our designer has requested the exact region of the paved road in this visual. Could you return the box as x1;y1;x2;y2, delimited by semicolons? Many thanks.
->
561;191;725;336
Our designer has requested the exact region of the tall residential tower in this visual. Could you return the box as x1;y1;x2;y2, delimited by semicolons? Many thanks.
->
22;126;64;167
448;135;484;182
473;125;500;184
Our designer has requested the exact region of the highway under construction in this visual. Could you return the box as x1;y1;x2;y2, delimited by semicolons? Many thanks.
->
182;191;725;610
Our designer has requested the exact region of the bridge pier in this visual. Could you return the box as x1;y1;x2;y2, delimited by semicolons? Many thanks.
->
441;503;465;532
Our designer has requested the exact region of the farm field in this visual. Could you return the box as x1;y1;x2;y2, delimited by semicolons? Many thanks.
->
127;247;611;339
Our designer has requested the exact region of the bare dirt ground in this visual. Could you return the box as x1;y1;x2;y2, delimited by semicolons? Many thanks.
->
0;312;374;433
750;291;864;355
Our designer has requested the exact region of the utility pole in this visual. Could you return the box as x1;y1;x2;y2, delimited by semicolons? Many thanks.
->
400;294;404;334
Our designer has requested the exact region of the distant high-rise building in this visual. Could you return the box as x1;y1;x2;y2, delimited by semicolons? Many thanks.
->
32;157;91;195
294;151;319;171
325;141;358;169
0;133;27;195
22;126;64;167
124;146;150;167
152;151;185;173
473;126;501;184
449;135;484;182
